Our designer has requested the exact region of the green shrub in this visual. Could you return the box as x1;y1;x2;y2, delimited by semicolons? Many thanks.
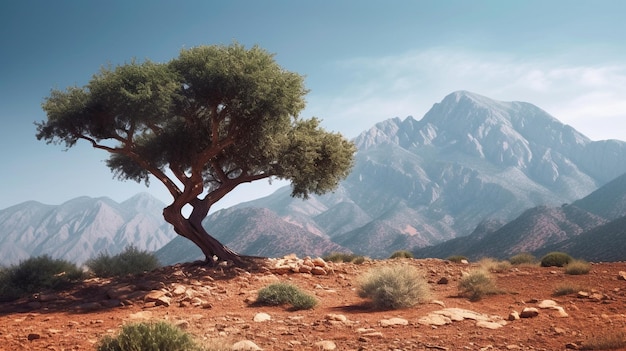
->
256;283;317;310
357;264;430;310
0;255;83;300
389;250;413;259
477;257;511;273
540;252;573;267
96;321;203;351
458;269;499;301
508;253;537;265
322;252;366;264
565;260;591;275
86;246;160;278
446;255;468;263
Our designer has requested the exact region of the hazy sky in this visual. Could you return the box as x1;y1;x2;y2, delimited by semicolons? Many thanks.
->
2;0;626;211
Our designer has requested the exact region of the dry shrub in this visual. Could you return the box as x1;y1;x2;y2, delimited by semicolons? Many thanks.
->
477;257;511;273
580;331;626;350
565;260;591;275
458;269;499;301
357;264;430;310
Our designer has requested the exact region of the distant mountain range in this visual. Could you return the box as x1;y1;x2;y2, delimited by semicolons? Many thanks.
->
3;91;626;266
0;194;176;265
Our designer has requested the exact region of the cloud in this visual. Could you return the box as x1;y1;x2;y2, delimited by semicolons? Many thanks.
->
305;48;626;141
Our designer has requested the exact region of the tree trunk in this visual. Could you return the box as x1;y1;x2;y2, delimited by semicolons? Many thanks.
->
163;205;244;266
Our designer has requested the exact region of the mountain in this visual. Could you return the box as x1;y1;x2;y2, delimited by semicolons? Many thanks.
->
0;193;176;266
232;91;626;258
414;172;626;261
156;207;348;265
5;91;626;264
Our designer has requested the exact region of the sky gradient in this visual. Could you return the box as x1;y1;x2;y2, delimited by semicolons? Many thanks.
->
2;0;626;211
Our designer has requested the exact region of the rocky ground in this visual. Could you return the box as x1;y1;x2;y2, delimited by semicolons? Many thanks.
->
1;256;625;351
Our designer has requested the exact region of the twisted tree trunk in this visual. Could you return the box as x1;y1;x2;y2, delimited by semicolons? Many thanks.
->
163;205;244;266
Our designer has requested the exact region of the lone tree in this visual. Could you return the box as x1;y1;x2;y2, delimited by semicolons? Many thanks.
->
36;43;355;266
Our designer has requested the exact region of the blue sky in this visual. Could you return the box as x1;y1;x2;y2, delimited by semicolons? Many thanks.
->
2;0;626;211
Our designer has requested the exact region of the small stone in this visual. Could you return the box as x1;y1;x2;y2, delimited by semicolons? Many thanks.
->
232;340;262;350
253;312;271;322
325;314;347;322
520;307;539;318
27;333;41;341
538;300;558;309
437;277;449;284
311;266;327;275
618;271;626;281
379;317;408;327
314;340;337;350
476;320;504;329
508;311;520;321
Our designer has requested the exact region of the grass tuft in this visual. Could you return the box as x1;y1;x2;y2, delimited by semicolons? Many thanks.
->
458;269;499;301
85;245;160;278
357;264;430;310
389;250;414;259
508;253;537;266
565;259;591;275
256;283;317;310
96;321;203;351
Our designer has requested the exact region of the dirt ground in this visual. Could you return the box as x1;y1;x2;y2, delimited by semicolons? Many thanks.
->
1;257;625;351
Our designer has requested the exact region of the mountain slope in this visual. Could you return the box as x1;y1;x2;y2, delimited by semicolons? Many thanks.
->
414;169;626;261
237;91;626;258
0;193;176;265
156;207;348;265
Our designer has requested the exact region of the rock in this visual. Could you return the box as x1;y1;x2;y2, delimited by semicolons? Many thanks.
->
520;307;539;318
418;314;452;326
437;277;449;284
508;311;520;321
314;340;337;350
552;306;569;318
232;340;263;350
325;314;347;322
27;333;41;341
538;300;558;308
311;257;327;267
253;312;271;322
311;266;327;275
618;271;626;281
144;290;171;306
577;291;590;298
476;320;505;329
171;284;187;296
379;317;408;327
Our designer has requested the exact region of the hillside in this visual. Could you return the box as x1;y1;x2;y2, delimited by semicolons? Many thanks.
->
1;258;625;350
415;172;626;261
0;194;176;265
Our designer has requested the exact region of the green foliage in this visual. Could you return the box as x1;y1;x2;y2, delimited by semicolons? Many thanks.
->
0;255;83;300
540;252;573;267
579;332;626;350
446;255;468;263
389;250;414;259
256;283;317;310
508;253;537;265
323;252;366;264
477;258;511;273
458;269;499;301
357;264;431;310
86;246;160;278
565;259;591;275
96;321;203;351
36;42;355;200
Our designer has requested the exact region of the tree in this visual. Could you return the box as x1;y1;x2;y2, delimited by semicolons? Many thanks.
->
36;43;356;266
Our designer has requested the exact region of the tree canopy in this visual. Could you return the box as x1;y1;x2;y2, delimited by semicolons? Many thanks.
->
36;43;356;265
